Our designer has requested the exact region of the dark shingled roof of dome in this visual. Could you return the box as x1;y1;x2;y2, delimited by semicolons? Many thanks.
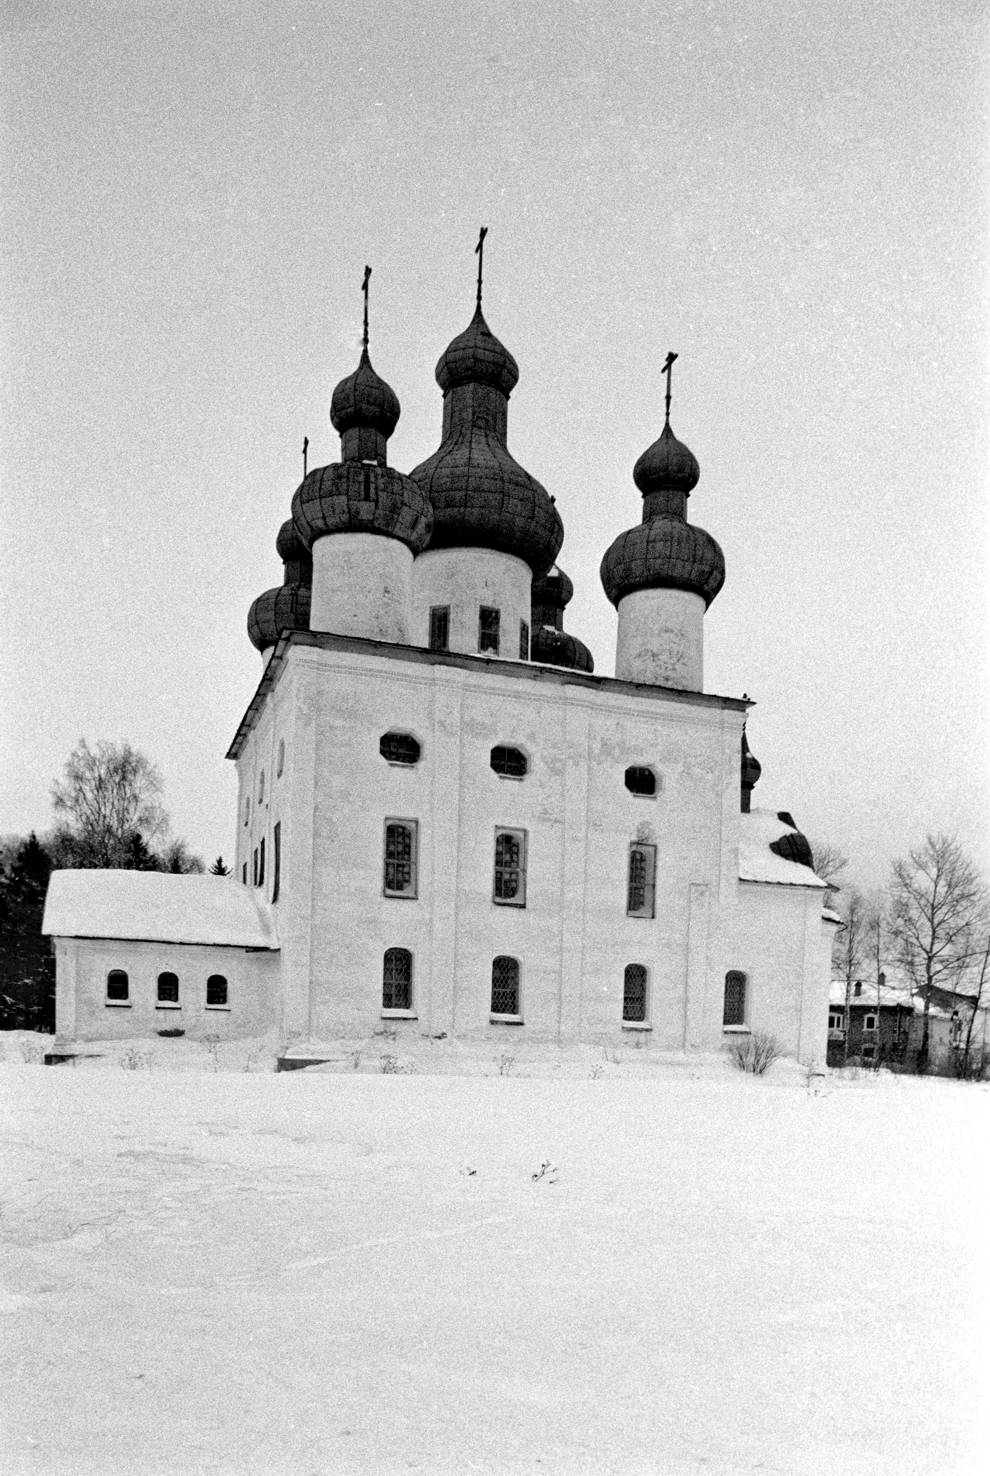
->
247;583;312;653
275;518;308;565
330;348;400;437
600;517;725;607
531;625;594;672
435;305;519;396
292;461;432;554
531;565;574;611
633;420;700;495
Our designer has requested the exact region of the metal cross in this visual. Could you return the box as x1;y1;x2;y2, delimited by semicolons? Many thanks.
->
362;265;371;349
475;226;488;307
662;351;678;423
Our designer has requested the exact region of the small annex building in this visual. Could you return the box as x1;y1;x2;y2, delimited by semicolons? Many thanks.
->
44;254;837;1068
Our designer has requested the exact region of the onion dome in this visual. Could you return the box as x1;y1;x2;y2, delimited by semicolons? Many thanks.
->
410;304;563;575
769;812;815;871
740;728;761;813
530;565;594;672
247;519;313;653
292;347;432;557
600;407;724;608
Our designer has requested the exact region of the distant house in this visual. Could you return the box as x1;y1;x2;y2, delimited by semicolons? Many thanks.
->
827;973;989;1072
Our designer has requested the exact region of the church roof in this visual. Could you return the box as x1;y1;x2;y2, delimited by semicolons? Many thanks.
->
738;809;828;888
42;871;279;949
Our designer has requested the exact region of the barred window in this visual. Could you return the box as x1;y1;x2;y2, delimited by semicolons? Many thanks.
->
479;606;500;654
429;606;450;652
106;969;129;1003
379;732;421;765
625;766;657;796
622;964;648;1023
382;948;413;1010
384;820;418;897
206;974;228;1007
491;955;520;1017
494;828;526;906
723;971;747;1027
627;844;656;918
490;745;527;778
519;620;529;660
157;971;179;1005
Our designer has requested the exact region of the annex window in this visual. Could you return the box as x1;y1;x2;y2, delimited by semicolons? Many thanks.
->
493;828;527;906
519;620;529;660
478;605;500;654
626;843;656;918
828;1010;844;1030
106;969;129;1004
382;948;413;1011
157;971;180;1005
258;770;265;803
276;738;285;777
723;970;747;1028
429;605;450;652
625;766;657;797
490;745;527;779
206;974;228;1008
383;820;418;897
379;731;421;766
622;964;648;1023
491;955;521;1017
271;822;281;903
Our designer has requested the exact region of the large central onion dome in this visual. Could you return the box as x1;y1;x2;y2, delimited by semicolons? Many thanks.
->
247;519;312;653
531;565;594;671
292;347;432;556
600;416;725;608
410;304;563;574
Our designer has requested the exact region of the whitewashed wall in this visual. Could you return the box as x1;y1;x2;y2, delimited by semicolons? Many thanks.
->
411;547;532;657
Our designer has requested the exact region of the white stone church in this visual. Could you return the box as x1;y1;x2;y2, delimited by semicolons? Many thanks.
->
44;266;836;1068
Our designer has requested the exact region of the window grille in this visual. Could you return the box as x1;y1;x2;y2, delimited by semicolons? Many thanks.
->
494;829;526;905
206;974;228;1007
157;971;179;1005
106;969;129;1002
382;948;413;1010
479;606;500;654
379;732;421;765
624;766;657;796
626;844;656;917
723;971;747;1027
491;955;520;1016
623;964;648;1022
429;606;450;652
384;820;418;897
271;822;281;903
490;745;527;778
519;621;529;660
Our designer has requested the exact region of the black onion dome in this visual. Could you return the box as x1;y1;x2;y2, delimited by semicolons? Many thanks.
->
247;583;312;653
330;348;400;437
275;518;308;569
292;462;432;555
741;730;762;791
770;814;815;871
411;308;562;574
435;305;519;395
531;625;594;672
531;565;574;613
633;420;700;496
600;518;725;607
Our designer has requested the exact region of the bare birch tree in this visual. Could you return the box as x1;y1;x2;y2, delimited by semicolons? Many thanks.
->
51;739;168;868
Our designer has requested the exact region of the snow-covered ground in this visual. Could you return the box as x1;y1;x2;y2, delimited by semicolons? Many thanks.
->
1;1038;987;1475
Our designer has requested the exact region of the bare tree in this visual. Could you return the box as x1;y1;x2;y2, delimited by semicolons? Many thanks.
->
889;834;989;1071
960;933;990;1077
51;739;168;868
833;886;867;1063
809;839;849;893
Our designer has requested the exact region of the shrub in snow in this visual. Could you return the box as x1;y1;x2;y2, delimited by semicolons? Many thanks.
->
496;1054;515;1077
730;1030;782;1075
119;1047;148;1071
380;1054;399;1073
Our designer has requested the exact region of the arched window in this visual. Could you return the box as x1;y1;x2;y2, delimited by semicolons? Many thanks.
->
491;956;521;1017
490;745;527;778
206;975;228;1008
157;971;180;1005
379;732;421;765
493;829;527;905
723;971;747;1027
622;964;648;1023
624;766;657;797
106;969;129;1003
382;948;413;1011
383;820;418;897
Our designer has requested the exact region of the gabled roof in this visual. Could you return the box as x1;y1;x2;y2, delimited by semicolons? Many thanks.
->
738;809;828;888
42;871;279;950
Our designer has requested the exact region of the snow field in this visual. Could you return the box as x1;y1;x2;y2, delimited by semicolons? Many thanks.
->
1;1058;987;1475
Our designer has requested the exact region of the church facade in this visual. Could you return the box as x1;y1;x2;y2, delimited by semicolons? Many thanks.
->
44;263;835;1067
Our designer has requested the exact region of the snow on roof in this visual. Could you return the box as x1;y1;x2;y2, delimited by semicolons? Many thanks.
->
738;809;827;888
42;871;279;950
828;979;914;1009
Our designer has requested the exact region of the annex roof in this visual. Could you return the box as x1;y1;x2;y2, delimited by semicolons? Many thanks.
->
42;871;279;950
738;809;828;888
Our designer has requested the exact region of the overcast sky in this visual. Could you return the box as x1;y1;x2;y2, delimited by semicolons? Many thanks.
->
1;0;987;893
